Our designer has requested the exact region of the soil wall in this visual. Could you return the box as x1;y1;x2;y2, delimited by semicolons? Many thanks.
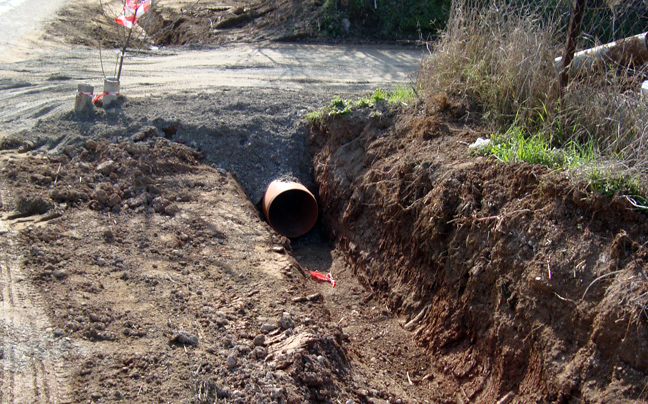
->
310;103;648;403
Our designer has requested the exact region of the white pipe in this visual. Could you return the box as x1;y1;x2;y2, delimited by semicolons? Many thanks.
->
555;32;648;75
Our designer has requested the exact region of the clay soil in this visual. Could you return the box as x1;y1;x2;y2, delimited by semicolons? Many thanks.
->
1;1;648;404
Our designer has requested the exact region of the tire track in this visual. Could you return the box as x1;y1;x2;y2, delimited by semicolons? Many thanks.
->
0;170;72;404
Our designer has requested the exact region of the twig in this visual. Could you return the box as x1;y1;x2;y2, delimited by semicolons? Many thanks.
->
460;384;470;402
581;270;621;300
635;257;648;282
53;163;61;184
407;371;413;385
547;261;552;280
574;260;586;277
625;195;648;210
554;292;576;304
117;28;133;81
474;215;500;222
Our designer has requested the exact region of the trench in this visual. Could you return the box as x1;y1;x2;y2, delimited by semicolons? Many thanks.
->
3;77;647;403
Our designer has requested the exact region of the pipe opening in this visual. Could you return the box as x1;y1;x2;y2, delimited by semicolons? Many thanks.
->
265;185;318;238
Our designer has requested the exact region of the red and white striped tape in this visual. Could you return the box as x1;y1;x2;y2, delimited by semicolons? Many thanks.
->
115;0;151;28
310;270;337;287
93;91;120;104
76;90;94;97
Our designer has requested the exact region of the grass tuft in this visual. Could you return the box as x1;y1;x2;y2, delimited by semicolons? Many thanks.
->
306;86;417;124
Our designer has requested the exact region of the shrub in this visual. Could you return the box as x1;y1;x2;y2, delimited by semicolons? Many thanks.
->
320;0;452;39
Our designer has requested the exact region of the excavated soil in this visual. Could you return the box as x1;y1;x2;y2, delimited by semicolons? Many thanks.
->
45;0;381;49
0;94;441;403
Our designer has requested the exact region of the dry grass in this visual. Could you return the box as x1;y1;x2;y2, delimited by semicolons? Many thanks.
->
418;0;648;196
418;0;561;127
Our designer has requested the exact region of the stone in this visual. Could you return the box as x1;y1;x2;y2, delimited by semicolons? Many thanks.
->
227;354;237;369
106;193;122;208
171;331;199;346
131;127;158;142
164;204;180;216
95;160;115;176
261;323;277;333
252;346;267;359
52;269;68;280
253;334;265;346
279;312;295;329
85;140;98;151
271;388;284;399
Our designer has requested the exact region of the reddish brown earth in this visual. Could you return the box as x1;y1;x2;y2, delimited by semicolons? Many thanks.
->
310;98;648;403
0;1;647;404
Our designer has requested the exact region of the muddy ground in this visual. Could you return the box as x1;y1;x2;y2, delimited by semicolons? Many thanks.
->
1;1;648;404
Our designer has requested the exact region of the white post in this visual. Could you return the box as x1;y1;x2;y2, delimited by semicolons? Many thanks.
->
103;78;120;107
74;84;94;112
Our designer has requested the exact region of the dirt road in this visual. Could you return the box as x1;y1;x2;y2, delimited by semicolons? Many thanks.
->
1;40;423;134
0;0;72;62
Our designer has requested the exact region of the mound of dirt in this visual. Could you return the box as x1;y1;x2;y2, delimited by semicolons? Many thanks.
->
45;0;356;49
310;99;648;403
12;89;321;204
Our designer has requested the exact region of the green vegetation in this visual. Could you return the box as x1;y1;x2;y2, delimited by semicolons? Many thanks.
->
320;0;451;38
305;86;416;123
484;126;596;169
419;0;648;205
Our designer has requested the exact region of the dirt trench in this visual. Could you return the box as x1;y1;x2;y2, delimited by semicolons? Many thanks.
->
309;100;648;403
1;77;647;404
0;89;448;404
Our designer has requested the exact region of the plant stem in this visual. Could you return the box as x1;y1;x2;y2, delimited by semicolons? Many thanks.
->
117;27;133;81
560;0;587;89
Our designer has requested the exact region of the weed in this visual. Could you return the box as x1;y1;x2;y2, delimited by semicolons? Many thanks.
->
306;86;417;124
487;125;596;169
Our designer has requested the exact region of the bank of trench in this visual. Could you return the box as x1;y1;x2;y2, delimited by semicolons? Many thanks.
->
309;99;648;403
